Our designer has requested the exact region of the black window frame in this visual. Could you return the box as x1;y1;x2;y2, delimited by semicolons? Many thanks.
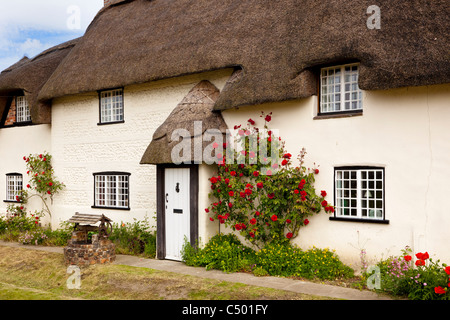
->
329;166;389;224
97;87;125;126
92;171;131;211
4;173;23;203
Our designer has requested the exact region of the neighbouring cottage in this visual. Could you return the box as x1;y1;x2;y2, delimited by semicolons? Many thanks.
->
0;0;449;269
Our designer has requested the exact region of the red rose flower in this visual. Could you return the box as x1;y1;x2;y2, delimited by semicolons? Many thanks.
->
415;259;425;267
286;219;291;224
271;215;278;222
265;115;272;122
248;118;255;125
210;177;218;183
281;159;288;166
444;266;450;275
286;232;293;239
416;252;429;260
235;224;242;231
268;193;274;199
250;218;257;225
228;202;233;208
249;232;255;238
230;171;236;176
257;182;263;189
294;189;299;194
255;211;260;216
209;217;214;222
304;219;309;226
321;190;327;197
283;153;292;159
229;191;234;197
321;200;328;207
434;286;446;295
253;171;259;177
205;208;210;213
404;255;412;261
314;169;319;174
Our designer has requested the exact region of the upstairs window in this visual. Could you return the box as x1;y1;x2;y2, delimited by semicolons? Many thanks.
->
99;88;124;124
93;172;130;210
15;96;31;123
5;173;23;202
319;63;362;114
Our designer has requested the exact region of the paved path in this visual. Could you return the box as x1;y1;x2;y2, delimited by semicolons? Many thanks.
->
0;241;391;300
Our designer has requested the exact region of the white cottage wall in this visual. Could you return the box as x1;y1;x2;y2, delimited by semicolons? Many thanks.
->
0;125;52;225
50;70;233;230
220;83;450;269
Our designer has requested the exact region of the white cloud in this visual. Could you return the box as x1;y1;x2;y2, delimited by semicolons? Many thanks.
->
0;0;104;71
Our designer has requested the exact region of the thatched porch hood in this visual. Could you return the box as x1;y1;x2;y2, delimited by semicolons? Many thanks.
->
0;39;79;125
37;0;449;110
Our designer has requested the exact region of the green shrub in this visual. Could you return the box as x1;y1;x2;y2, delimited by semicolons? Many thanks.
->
182;234;255;273
109;218;156;258
182;233;354;280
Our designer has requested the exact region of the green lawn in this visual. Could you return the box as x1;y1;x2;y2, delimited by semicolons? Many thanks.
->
0;246;331;300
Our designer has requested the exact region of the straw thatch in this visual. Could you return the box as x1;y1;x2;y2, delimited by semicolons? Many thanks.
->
140;80;227;164
38;0;449;110
0;39;79;124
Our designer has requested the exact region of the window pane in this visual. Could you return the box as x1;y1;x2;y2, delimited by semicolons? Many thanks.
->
101;89;124;123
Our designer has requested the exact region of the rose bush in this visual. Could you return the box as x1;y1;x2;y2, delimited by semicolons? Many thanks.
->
205;112;333;248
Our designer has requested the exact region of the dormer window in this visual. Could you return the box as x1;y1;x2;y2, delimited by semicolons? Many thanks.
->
319;63;362;115
99;88;124;125
16;95;31;123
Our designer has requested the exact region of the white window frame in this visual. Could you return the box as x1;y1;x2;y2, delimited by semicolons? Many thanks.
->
320;63;362;114
99;88;124;124
334;167;385;221
6;173;23;202
16;96;31;123
93;172;130;210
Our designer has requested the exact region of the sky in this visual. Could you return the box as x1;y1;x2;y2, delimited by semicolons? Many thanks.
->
0;0;104;72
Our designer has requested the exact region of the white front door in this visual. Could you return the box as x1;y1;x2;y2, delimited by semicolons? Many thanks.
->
164;168;190;261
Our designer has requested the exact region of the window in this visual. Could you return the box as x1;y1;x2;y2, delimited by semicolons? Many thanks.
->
5;173;23;202
320;63;362;114
93;172;130;210
332;167;387;223
99;88;124;124
16;96;31;123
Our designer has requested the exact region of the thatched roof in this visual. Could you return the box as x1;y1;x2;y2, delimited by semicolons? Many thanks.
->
38;0;449;110
0;38;79;124
140;80;227;164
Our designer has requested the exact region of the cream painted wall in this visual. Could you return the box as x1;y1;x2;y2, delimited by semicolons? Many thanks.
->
50;70;233;230
220;83;450;269
0;125;52;225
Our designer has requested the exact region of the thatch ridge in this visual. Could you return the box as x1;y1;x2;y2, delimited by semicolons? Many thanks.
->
37;0;449;110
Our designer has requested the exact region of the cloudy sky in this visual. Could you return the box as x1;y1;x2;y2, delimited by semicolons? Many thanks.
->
0;0;104;71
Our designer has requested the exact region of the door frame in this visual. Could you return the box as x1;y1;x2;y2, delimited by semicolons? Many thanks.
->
156;164;198;260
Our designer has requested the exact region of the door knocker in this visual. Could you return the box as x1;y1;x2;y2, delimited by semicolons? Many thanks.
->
175;183;180;193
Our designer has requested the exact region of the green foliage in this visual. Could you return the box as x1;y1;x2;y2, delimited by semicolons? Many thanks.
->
109;218;156;258
182;233;354;280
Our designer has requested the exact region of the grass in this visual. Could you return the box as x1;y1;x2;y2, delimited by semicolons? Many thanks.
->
0;246;332;300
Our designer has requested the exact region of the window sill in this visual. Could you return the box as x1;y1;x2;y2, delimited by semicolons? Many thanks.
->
91;205;130;211
314;111;363;120
329;216;389;224
3;200;23;204
97;120;125;126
